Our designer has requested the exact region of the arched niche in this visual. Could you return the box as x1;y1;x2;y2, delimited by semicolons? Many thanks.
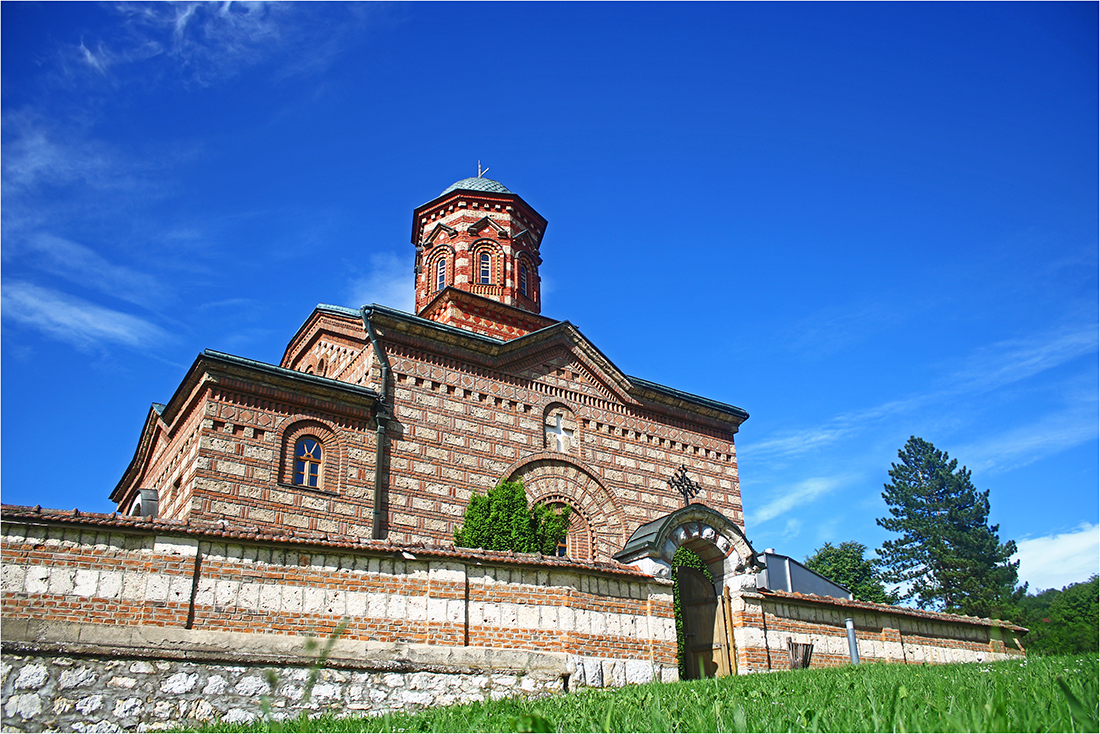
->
505;452;626;562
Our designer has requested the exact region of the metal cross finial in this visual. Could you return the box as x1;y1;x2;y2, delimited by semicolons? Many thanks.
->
478;160;489;178
668;465;702;506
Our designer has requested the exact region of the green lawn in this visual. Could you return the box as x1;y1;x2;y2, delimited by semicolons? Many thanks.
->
201;653;1098;733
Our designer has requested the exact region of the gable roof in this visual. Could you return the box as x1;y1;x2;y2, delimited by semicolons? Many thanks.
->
280;301;749;428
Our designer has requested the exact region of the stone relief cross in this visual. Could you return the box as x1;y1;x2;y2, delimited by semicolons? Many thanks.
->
547;415;574;453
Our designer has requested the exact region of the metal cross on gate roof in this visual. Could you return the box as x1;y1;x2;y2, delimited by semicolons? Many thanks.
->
668;465;702;506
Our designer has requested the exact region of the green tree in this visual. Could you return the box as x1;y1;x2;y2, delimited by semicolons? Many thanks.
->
454;479;570;555
804;541;893;604
876;436;1023;617
1020;575;1099;655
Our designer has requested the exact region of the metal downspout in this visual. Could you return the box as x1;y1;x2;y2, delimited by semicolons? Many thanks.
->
361;307;391;540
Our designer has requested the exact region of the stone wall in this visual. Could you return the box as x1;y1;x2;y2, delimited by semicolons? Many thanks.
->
1;622;574;733
729;590;1026;673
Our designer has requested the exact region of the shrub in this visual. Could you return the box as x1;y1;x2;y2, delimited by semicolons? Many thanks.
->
454;479;570;555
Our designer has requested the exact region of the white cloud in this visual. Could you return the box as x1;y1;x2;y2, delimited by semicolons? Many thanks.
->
1014;523;1099;592
21;234;166;308
2;281;168;351
346;252;415;313
747;475;849;526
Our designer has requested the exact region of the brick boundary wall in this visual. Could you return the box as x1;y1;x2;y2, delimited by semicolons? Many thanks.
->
729;590;1026;673
1;516;675;731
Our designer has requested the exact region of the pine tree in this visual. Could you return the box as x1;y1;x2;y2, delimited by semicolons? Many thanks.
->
876;436;1022;617
454;479;570;555
805;541;893;604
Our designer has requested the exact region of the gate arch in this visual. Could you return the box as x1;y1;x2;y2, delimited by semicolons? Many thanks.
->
614;503;759;585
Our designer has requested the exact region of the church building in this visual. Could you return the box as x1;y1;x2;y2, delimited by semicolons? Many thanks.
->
110;175;750;563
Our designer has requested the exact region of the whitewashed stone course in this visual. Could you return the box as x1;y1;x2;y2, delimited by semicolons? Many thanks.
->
0;655;567;732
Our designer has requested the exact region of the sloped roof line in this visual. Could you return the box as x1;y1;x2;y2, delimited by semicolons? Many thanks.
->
297;303;749;422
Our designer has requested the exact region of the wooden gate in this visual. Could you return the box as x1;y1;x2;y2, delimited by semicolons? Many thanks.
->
677;568;736;679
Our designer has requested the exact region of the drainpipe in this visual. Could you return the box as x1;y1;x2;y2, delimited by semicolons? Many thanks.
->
361;307;391;540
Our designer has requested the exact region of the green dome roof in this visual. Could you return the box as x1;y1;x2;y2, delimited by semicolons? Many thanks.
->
440;177;512;196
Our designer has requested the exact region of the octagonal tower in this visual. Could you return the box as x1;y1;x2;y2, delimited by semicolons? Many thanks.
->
411;177;551;339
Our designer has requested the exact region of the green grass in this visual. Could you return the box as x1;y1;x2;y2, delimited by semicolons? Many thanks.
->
198;653;1098;733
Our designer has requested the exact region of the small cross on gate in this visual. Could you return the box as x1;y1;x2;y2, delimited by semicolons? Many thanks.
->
546;415;574;453
668;465;702;506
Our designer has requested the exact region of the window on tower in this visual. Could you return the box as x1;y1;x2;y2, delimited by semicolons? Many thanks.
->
436;258;446;291
479;253;491;284
519;264;528;296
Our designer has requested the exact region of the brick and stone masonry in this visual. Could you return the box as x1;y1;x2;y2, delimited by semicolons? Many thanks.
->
1;510;1025;731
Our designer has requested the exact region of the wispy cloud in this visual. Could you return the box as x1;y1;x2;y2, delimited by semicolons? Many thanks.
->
52;3;373;89
956;403;1098;474
19;234;167;308
747;475;850;526
2;281;169;351
1014;523;1099;591
945;326;1098;395
783;301;908;359
2;113;124;198
743;395;926;462
742;323;1098;463
346;252;415;313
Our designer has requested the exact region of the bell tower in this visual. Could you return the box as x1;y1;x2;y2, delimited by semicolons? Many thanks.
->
411;176;555;340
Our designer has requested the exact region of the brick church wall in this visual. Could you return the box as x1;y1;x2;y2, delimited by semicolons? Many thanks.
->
379;339;743;555
132;308;747;565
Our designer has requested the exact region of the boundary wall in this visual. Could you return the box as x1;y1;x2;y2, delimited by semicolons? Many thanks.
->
0;510;1025;732
730;590;1026;673
1;513;675;732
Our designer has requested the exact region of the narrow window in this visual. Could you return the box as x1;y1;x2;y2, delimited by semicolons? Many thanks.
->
479;253;491;284
555;536;568;557
294;437;322;488
436;258;446;291
519;264;528;296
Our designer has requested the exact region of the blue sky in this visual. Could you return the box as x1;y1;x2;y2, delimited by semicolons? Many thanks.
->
3;2;1096;594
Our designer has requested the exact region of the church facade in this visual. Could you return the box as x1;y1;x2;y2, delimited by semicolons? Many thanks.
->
110;176;749;563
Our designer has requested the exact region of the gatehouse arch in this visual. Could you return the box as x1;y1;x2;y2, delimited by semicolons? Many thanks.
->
616;503;761;679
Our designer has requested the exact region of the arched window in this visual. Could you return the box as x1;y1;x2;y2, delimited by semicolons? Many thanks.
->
436;258;447;291
519;263;528;296
479;252;491;284
294;437;322;488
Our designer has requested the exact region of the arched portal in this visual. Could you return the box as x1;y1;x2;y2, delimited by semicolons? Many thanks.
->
616;503;761;679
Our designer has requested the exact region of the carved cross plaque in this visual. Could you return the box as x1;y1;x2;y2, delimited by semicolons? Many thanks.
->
546;415;574;453
668;465;702;506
